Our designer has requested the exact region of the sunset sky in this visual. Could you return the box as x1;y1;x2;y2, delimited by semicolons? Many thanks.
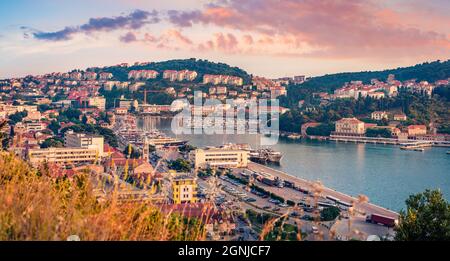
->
1;0;449;78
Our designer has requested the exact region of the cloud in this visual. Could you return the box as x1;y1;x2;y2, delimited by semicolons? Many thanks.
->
119;29;193;51
120;32;138;43
166;0;450;59
31;9;159;41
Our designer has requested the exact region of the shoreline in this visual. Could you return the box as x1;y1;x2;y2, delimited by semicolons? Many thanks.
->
247;162;399;218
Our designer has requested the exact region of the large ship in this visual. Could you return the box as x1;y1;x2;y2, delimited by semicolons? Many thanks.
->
146;137;188;148
249;148;283;164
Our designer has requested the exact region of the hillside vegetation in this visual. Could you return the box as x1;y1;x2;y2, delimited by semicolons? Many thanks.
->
286;60;450;104
94;58;252;84
0;152;205;240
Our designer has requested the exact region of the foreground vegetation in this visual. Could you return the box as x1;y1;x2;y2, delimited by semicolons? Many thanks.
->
0;152;205;241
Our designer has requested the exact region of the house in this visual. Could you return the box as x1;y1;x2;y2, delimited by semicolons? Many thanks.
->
407;125;427;136
371;111;389;121
393;113;407;121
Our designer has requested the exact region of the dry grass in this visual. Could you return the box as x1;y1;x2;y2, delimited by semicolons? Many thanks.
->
0;152;205;241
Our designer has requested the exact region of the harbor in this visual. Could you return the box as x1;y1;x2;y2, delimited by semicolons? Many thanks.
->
138;116;450;211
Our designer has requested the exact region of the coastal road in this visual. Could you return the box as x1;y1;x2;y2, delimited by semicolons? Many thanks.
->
246;162;399;219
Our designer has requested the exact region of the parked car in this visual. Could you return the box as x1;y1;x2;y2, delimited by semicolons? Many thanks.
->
312;226;319;234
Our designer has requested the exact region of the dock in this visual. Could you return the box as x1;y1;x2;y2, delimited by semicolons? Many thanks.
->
246;162;399;219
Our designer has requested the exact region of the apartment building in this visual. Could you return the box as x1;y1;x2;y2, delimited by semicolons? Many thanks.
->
88;96;106;110
169;174;198;204
64;130;104;156
28;147;98;166
190;148;249;169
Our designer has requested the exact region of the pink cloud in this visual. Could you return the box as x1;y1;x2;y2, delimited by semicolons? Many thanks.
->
167;0;450;59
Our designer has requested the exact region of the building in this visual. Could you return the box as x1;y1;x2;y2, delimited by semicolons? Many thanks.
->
163;70;197;82
371;111;388;121
99;72;113;80
203;74;243;86
139;104;172;114
190;148;249;169
88;96;106;110
293;75;306;84
64;130;104;156
25;121;45;132
407;125;427;136
335;117;365;135
128;70;159;80
216;86;227;95
393;113;407;121
28;147;98;166
114;107;128;115
169;174;197;204
118;98;138;110
269;86;287;98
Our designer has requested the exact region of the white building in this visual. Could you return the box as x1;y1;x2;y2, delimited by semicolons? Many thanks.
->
190;148;249;169
64;130;104;156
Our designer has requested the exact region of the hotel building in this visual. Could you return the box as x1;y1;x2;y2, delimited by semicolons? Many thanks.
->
190;148;249;169
335;117;366;135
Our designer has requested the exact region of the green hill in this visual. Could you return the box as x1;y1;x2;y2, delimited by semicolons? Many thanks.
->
94;58;252;84
286;60;450;104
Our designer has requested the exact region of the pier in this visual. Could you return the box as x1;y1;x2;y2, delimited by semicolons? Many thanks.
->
246;162;399;219
330;135;450;149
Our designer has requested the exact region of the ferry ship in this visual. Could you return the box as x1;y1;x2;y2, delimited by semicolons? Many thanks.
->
249;148;283;164
146;137;188;148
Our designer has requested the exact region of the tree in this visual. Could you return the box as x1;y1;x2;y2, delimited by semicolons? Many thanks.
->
40;138;64;149
366;128;392;138
82;114;88;124
306;123;335;136
0;120;9;150
395;189;450;241
123;144;141;159
320;206;341;221
48;120;61;135
8;111;27;124
168;158;191;172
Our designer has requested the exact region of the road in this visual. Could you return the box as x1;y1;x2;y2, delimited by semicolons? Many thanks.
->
246;162;399;219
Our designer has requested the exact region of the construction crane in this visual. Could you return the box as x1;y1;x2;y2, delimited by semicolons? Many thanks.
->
139;89;162;105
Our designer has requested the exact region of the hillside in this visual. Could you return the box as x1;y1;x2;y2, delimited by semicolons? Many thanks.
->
94;58;252;84
286;60;450;104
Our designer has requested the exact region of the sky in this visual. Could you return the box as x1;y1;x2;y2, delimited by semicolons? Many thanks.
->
0;0;449;79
